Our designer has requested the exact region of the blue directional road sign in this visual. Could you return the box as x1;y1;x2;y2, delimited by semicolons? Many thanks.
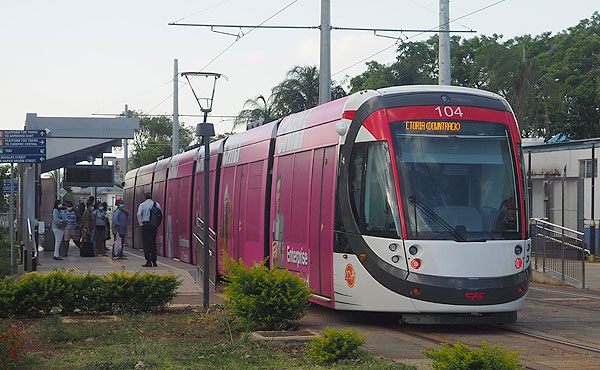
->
2;179;18;194
0;130;46;163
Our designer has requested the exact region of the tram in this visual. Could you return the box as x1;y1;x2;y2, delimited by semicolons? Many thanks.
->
124;85;530;323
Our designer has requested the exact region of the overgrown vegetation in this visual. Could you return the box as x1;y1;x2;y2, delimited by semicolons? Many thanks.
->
0;270;181;317
222;257;311;330
309;327;367;364
422;341;524;370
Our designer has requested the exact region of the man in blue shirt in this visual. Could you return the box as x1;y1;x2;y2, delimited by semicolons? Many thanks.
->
112;199;130;259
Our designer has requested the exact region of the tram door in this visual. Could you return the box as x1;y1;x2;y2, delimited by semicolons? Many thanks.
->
233;164;248;261
309;146;336;298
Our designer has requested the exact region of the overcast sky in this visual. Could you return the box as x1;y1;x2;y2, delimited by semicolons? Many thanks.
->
1;0;598;137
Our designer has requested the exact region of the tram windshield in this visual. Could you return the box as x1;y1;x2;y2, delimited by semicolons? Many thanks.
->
391;120;521;241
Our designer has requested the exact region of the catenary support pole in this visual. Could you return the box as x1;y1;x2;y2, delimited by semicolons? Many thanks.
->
173;59;180;157
319;0;331;104
438;0;451;85
197;117;215;311
591;144;596;257
124;104;129;174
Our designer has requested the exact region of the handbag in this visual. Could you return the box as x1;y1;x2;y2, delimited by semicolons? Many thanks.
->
113;233;123;257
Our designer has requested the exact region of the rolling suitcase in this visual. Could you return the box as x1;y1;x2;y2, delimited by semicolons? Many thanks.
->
80;235;95;257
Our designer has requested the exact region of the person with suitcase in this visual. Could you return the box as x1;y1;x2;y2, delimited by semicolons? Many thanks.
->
112;199;130;259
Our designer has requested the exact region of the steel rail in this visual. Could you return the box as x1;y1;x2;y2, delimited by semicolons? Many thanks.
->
495;325;600;354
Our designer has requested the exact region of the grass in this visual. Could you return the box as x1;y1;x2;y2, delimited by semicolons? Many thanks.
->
11;306;416;370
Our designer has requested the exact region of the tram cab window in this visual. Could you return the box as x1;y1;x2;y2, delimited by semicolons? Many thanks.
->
349;142;402;238
391;120;521;241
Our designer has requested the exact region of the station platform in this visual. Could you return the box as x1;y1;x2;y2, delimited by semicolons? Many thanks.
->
34;240;224;307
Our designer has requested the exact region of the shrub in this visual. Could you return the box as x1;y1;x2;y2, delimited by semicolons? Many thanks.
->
422;341;524;370
309;327;367;364
0;270;181;317
223;258;311;330
0;316;27;368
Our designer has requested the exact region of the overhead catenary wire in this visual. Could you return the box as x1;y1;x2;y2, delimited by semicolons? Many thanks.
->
197;0;299;71
171;0;233;24
145;0;298;115
333;0;506;77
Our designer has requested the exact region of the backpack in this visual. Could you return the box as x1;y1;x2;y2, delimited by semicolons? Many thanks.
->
149;201;163;228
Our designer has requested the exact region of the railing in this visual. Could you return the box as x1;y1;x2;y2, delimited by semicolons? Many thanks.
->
530;218;589;289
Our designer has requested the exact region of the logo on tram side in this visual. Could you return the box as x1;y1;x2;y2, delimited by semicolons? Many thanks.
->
345;264;356;288
465;292;485;301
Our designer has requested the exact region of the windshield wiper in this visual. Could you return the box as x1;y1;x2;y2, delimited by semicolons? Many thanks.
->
408;196;466;242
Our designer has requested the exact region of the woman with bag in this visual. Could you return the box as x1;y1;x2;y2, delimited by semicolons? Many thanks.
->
51;200;67;261
112;199;130;259
92;202;109;256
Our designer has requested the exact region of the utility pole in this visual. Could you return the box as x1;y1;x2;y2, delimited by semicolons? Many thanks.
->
438;0;451;85
124;104;129;174
319;0;331;104
173;59;180;157
591;144;596;258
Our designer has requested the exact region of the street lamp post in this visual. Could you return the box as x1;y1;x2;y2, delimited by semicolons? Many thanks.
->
196;121;214;310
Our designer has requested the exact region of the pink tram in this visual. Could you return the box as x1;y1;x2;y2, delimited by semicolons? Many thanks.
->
124;86;531;323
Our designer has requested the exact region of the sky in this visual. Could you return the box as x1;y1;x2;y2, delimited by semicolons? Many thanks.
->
1;0;598;140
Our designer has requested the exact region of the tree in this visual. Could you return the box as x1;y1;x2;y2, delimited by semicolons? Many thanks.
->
349;38;437;92
129;111;196;169
271;65;346;117
233;95;277;127
541;12;600;138
0;165;11;213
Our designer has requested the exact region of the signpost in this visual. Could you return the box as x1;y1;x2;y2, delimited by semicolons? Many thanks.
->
0;130;46;164
0;130;46;274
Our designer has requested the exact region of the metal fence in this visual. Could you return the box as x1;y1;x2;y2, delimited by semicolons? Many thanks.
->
531;218;589;288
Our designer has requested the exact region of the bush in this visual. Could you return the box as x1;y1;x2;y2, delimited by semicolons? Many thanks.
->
0;316;27;368
422;341;524;370
223;258;311;330
309;327;367;364
0;270;181;317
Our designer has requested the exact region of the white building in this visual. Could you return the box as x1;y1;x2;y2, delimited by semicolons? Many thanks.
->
525;139;600;233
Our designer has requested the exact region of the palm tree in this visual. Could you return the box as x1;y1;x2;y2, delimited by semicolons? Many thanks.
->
234;94;277;127
271;65;346;117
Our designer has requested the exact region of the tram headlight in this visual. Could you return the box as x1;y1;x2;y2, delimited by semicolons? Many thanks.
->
391;255;400;263
515;245;523;255
389;243;398;252
408;245;418;255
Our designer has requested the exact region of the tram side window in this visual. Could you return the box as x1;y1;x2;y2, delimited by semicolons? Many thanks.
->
350;142;402;238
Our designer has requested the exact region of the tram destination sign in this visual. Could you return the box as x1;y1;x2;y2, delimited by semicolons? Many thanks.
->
0;130;46;163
